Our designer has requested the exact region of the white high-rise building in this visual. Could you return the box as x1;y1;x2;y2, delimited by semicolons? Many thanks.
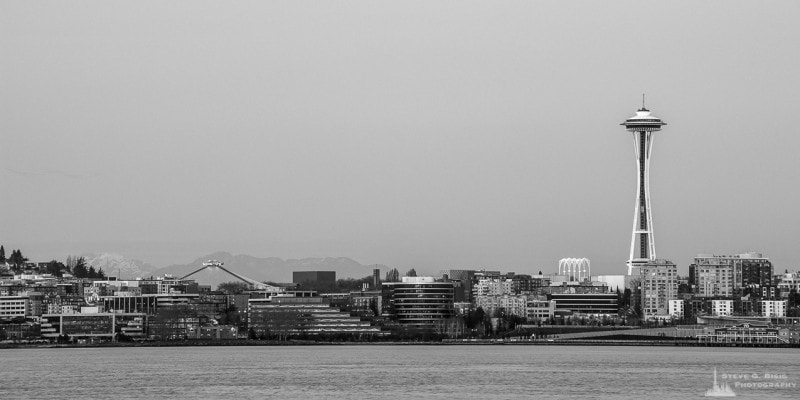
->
639;259;678;317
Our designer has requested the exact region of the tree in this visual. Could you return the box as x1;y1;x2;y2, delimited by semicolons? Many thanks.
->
368;298;380;317
405;268;417;277
619;288;632;308
384;268;400;283
65;256;76;270
250;308;301;341
0;245;5;263
46;260;66;278
218;304;243;327
73;257;88;278
788;289;800;318
8;249;28;270
335;276;373;292
87;266;97;279
218;281;251;294
465;307;486;337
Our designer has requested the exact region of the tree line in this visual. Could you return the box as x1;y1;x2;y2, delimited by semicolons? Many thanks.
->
0;245;105;279
1;245;28;271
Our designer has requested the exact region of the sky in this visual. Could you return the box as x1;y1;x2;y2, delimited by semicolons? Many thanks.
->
2;1;800;276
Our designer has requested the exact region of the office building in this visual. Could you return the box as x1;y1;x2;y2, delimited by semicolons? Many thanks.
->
247;296;382;337
293;271;336;292
550;293;618;316
382;276;455;330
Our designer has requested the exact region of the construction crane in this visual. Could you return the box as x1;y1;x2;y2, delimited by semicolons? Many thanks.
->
179;260;268;290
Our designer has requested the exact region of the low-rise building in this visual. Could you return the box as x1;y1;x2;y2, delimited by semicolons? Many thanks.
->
697;324;787;345
550;292;618;316
248;296;382;337
186;324;238;340
760;300;787;317
711;300;734;316
668;299;684;318
348;289;382;318
40;311;147;342
474;294;528;319
526;298;556;321
0;295;30;318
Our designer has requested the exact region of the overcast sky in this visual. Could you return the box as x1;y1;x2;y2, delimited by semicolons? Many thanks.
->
2;1;799;276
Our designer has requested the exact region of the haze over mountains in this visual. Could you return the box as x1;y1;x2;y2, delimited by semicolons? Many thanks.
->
82;253;156;280
84;251;388;288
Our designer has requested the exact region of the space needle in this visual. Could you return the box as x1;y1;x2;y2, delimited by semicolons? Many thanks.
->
622;98;666;275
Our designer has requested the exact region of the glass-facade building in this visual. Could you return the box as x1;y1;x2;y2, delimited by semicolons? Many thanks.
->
247;296;382;336
383;277;455;330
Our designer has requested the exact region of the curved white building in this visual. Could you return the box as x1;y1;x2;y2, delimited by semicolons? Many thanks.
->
558;258;591;282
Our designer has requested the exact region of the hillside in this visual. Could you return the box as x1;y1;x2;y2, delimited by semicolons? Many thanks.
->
150;251;387;288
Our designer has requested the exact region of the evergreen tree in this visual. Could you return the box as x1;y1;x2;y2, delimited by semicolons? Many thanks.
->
73;257;88;278
384;268;400;282
0;245;5;263
87;266;97;279
405;268;417;277
46;260;66;278
8;249;28;269
218;281;251;294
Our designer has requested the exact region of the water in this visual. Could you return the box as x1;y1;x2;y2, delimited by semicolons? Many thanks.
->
1;345;798;399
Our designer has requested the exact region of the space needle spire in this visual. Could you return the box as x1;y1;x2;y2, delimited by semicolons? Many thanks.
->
622;98;666;275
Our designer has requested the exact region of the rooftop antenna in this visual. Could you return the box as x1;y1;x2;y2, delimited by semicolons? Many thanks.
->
641;93;647;111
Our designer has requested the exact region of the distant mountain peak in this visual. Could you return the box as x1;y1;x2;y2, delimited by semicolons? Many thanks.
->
81;252;157;280
151;253;387;288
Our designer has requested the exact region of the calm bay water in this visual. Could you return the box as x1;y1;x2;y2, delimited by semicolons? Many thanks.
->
1;345;798;399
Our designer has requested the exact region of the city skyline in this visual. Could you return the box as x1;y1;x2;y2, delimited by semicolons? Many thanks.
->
3;2;800;275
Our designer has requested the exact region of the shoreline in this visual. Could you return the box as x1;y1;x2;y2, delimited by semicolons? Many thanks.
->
3;339;799;350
